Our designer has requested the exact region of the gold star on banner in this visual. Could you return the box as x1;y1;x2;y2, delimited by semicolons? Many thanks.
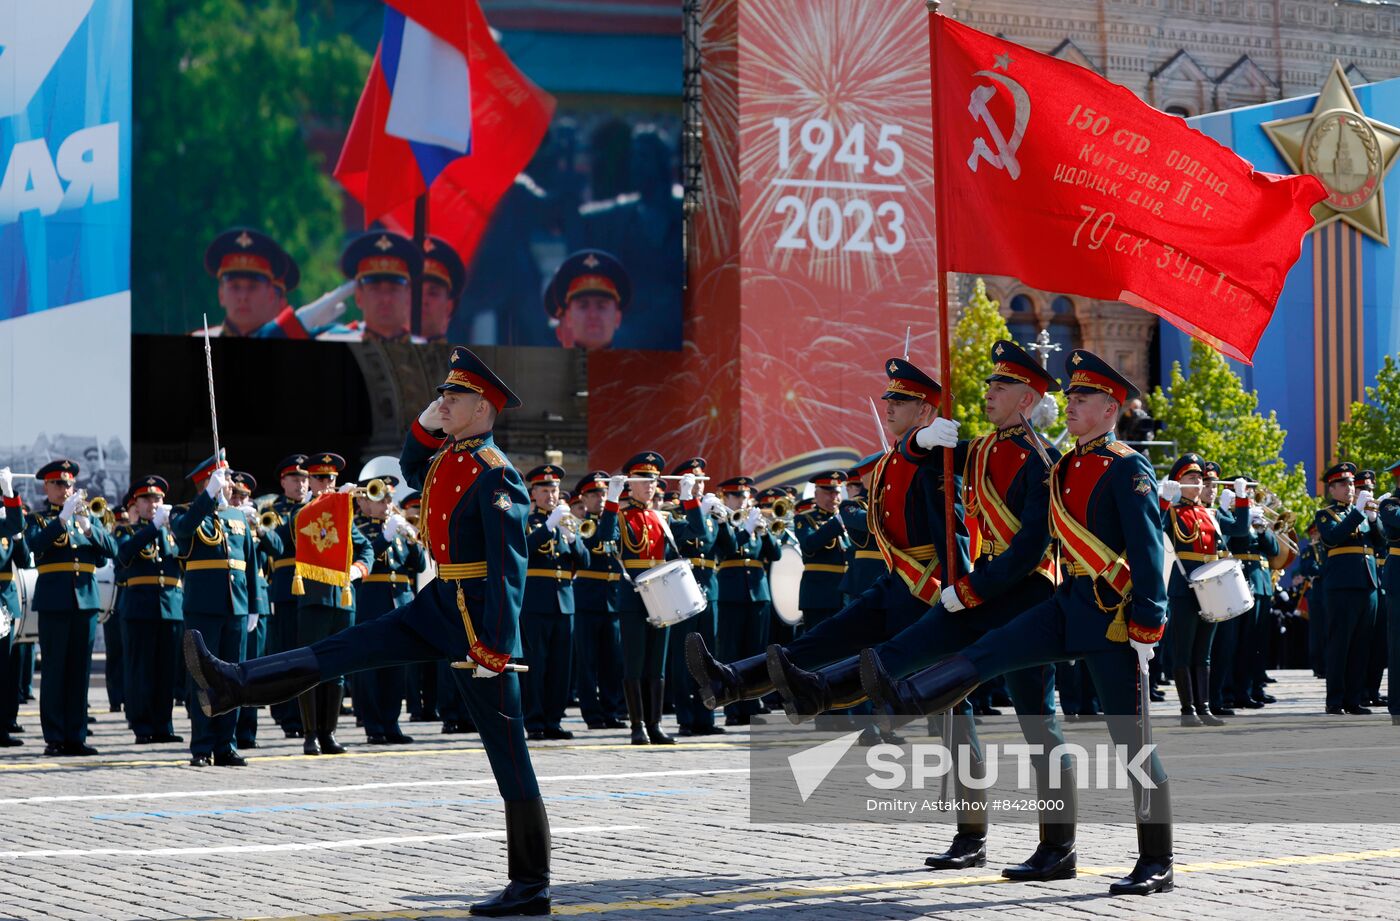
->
1263;60;1400;245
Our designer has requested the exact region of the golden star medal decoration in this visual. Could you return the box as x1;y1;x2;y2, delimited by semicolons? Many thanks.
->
1263;60;1400;245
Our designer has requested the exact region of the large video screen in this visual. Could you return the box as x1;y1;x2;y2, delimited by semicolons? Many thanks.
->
130;2;683;352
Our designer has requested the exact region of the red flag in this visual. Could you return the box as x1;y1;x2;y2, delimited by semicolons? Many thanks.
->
931;15;1325;363
334;0;555;265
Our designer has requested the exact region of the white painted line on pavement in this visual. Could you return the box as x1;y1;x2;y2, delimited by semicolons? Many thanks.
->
0;768;751;807
0;824;642;859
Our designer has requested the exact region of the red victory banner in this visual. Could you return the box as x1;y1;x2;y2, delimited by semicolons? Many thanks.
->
292;492;356;603
930;14;1326;363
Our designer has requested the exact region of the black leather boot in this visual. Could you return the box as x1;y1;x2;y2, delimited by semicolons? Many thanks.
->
1003;767;1077;881
1174;668;1202;726
645;680;675;744
469;797;551;917
861;650;980;734
185;630;321;718
623;680;647;745
925;828;987;869
1193;667;1225;726
319;684;348;754
299;691;321;756
685;633;773;710
767;648;867;725
926;739;988;869
1109;780;1174;895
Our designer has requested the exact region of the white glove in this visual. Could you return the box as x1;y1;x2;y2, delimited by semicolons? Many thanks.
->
1249;507;1266;527
0;467;12;498
1357;489;1374;509
247;611;260;633
545;505;567;532
241;504;258;527
152;505;171;529
701;494;725;518
1130;639;1156;673
679;474;697;501
1278;590;1290;603
349;564;364;582
338;482;357;495
940;584;965;613
417;398;444;432
743;506;762;535
914;417;960;450
59;492;83;523
1218;488;1236;508
1160;480;1181;504
295;279;354;330
75;515;92;535
205;466;229;499
383;513;406;541
606;475;626;504
1367;507;1379;523
1233;477;1249;498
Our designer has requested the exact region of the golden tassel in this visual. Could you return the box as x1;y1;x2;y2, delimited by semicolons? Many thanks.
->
341;584;352;606
1104;605;1128;643
292;572;305;596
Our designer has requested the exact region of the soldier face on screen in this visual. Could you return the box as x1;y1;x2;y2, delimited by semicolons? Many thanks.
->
309;474;336;497
43;480;72;506
421;280;454;340
356;278;411;338
581;491;604;515
883;396;933;439
531;483;560;511
631;479;659;504
558;294;622;350
281;472;308;502
133;495;159;522
1065;392;1120;439
814;485;839;512
1327;479;1355;504
723;490;748;511
218;275;279;334
984;381;1037;430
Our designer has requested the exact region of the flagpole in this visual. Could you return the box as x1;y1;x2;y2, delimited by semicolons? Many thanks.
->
926;0;958;593
410;193;428;339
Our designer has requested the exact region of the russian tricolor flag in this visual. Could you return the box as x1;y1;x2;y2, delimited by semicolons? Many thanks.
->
334;0;555;264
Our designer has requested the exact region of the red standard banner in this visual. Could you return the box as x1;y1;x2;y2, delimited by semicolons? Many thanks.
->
931;15;1326;362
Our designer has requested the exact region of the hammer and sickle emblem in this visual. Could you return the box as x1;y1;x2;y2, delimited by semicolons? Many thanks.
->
967;70;1031;180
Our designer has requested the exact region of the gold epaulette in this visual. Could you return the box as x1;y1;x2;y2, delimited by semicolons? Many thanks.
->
1106;441;1137;458
477;446;507;468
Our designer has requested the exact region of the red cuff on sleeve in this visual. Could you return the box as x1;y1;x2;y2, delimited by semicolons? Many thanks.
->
272;306;310;340
681;498;700;511
1159;497;1171;512
953;576;983;609
353;561;370;579
1127;621;1164;644
604;500;620;513
2;496;19;508
410;418;445;448
1235;497;1249;507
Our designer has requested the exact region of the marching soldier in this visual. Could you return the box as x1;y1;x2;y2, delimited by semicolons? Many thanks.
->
114;477;185;745
1378;460;1400;725
666;458;724;736
771;341;1074;879
173;455;258;766
521;465;588;740
604;453;679;744
0;460;118;756
1359;468;1389;708
712;476;781;725
861;349;1174;897
265;454;310;737
1159;454;1245;726
353;474;421;744
1314;462;1383;714
0;470;28;746
687;358;970;725
1215;477;1277;714
794;470;850;632
230;471;279;749
186;346;552;916
293;452;373;754
422;237;466;343
571;472;627;731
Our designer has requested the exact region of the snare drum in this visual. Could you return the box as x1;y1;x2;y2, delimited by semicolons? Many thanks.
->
1188;558;1252;623
770;545;804;627
12;568;38;644
634;559;708;627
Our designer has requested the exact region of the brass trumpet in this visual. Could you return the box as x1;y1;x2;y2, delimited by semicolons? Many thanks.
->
350;478;391;502
557;511;597;540
260;509;284;530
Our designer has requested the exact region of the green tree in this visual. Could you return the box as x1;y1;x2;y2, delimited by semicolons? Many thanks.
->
1147;339;1313;515
134;0;371;333
1335;354;1400;476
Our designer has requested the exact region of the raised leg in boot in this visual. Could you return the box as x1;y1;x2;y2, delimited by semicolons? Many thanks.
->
184;630;320;717
861;650;981;734
767;648;867;725
685;633;773;710
469;797;551;917
644;679;675;745
623;680;647;745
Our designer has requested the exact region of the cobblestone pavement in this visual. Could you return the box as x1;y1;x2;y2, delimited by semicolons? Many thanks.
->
0;668;1396;920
